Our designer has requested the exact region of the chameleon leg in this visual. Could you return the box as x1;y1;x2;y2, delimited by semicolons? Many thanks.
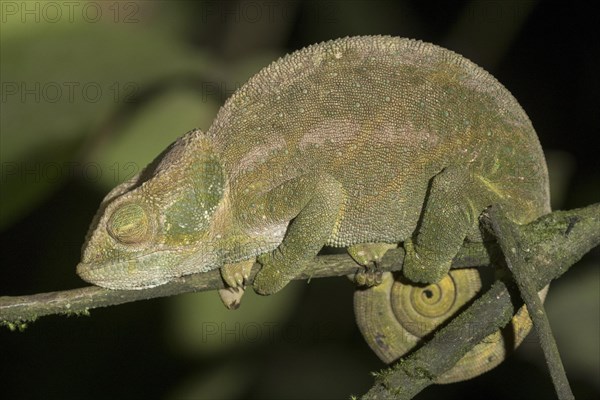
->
404;165;488;284
218;259;255;310
348;243;397;286
253;176;345;295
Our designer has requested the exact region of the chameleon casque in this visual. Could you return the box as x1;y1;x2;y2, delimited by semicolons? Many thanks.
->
77;36;550;382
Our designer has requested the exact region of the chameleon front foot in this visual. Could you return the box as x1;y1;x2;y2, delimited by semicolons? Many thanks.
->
218;287;245;310
218;259;255;309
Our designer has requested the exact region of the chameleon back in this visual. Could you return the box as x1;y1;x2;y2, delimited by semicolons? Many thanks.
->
207;36;550;246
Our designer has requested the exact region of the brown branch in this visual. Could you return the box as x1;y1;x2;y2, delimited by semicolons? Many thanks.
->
0;241;490;327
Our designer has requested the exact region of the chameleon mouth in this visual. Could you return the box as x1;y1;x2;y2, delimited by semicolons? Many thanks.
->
76;258;171;290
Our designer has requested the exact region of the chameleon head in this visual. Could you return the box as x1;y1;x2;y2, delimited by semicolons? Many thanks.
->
77;129;226;290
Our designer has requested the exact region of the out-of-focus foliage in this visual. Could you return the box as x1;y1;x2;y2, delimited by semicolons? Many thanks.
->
1;2;221;229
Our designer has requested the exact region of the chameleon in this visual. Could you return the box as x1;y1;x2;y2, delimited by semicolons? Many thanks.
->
77;36;550;380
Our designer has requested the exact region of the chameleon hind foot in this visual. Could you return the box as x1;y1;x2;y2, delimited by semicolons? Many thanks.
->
218;259;255;309
253;250;301;295
403;238;453;284
355;266;383;287
348;243;396;287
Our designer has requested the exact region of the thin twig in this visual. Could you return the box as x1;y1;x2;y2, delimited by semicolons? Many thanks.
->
488;206;574;400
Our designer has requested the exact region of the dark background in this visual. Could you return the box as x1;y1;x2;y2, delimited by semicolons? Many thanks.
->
1;1;598;399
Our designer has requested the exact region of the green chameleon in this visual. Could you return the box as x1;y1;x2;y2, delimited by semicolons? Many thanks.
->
77;36;550;381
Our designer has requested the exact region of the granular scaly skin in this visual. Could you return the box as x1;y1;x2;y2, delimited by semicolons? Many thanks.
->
77;35;550;297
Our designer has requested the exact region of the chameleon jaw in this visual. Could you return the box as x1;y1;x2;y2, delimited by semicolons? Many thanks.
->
76;260;171;290
76;249;213;290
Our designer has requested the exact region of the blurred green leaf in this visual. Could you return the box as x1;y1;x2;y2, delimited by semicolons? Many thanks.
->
546;263;600;390
1;6;219;229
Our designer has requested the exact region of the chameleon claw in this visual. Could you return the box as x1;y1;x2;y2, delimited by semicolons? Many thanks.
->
218;259;255;308
234;272;245;286
374;269;383;285
221;259;255;288
355;269;367;286
354;261;383;288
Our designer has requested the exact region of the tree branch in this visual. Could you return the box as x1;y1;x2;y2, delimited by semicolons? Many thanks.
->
0;240;490;327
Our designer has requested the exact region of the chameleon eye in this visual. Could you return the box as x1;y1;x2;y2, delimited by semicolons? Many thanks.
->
107;203;149;244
